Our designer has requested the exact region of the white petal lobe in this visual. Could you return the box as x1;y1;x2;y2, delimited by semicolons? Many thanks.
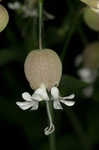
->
22;92;32;101
34;87;49;101
62;94;75;100
31;102;39;110
32;93;43;101
51;87;59;99
53;101;63;110
16;101;33;110
60;100;75;106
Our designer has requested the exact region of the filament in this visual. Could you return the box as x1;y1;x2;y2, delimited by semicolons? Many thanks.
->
44;101;55;136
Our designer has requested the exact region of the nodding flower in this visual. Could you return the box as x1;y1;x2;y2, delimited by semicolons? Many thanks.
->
16;49;75;135
0;5;9;32
81;0;99;13
8;1;55;19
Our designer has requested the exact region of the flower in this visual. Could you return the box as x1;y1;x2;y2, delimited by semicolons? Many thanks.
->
16;85;75;135
16;85;75;111
8;1;21;10
51;87;75;109
81;0;99;14
16;84;49;110
0;5;9;32
8;1;55;19
16;49;75;135
78;68;97;84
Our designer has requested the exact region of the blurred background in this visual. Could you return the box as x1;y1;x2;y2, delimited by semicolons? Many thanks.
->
0;0;99;150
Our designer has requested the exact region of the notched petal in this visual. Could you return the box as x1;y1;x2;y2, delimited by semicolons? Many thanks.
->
51;87;59;99
31;101;39;110
22;92;32;101
33;87;49;101
61;94;75;100
60;100;75;106
16;101;33;110
53;100;63;110
32;92;43;101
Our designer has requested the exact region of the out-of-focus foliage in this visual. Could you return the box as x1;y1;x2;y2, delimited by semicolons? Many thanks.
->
0;0;99;150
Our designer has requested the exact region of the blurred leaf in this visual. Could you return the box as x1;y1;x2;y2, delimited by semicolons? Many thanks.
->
60;75;89;97
0;48;24;66
45;26;67;47
40;135;82;150
86;103;99;144
56;135;82;150
92;76;99;101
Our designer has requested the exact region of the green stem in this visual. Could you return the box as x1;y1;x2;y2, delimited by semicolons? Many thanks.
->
33;16;38;49
61;9;82;62
39;0;43;49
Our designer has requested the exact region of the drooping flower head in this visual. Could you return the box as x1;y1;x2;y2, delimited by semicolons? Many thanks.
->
83;42;99;69
16;49;75;135
83;6;99;31
0;5;9;32
77;42;99;97
81;0;99;13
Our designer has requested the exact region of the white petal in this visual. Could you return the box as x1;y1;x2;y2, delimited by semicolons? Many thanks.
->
61;94;75;100
22;92;32;101
44;10;55;20
8;2;21;10
60;100;75;106
32;87;49;101
16;101;33;110
51;87;59;99
32;92;43;101
53;100;63;110
31;102;39;110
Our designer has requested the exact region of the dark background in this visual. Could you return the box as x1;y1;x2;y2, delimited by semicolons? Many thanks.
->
0;0;99;150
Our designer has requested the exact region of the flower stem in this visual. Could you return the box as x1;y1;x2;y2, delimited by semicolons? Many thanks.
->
38;0;43;49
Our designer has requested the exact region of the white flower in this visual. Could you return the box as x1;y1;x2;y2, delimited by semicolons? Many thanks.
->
16;84;75;135
16;85;49;110
8;1;55;19
78;68;97;83
8;2;21;10
51;87;75;110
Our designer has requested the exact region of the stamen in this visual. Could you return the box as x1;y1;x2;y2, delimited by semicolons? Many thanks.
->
44;101;55;135
44;123;55;136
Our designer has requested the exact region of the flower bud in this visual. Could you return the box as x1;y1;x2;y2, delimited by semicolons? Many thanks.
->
81;0;99;9
24;49;62;90
0;5;9;32
83;42;99;69
83;7;99;31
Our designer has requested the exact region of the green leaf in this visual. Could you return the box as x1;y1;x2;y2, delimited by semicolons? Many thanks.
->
59;75;89;97
40;135;82;150
0;48;24;66
86;103;99;144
